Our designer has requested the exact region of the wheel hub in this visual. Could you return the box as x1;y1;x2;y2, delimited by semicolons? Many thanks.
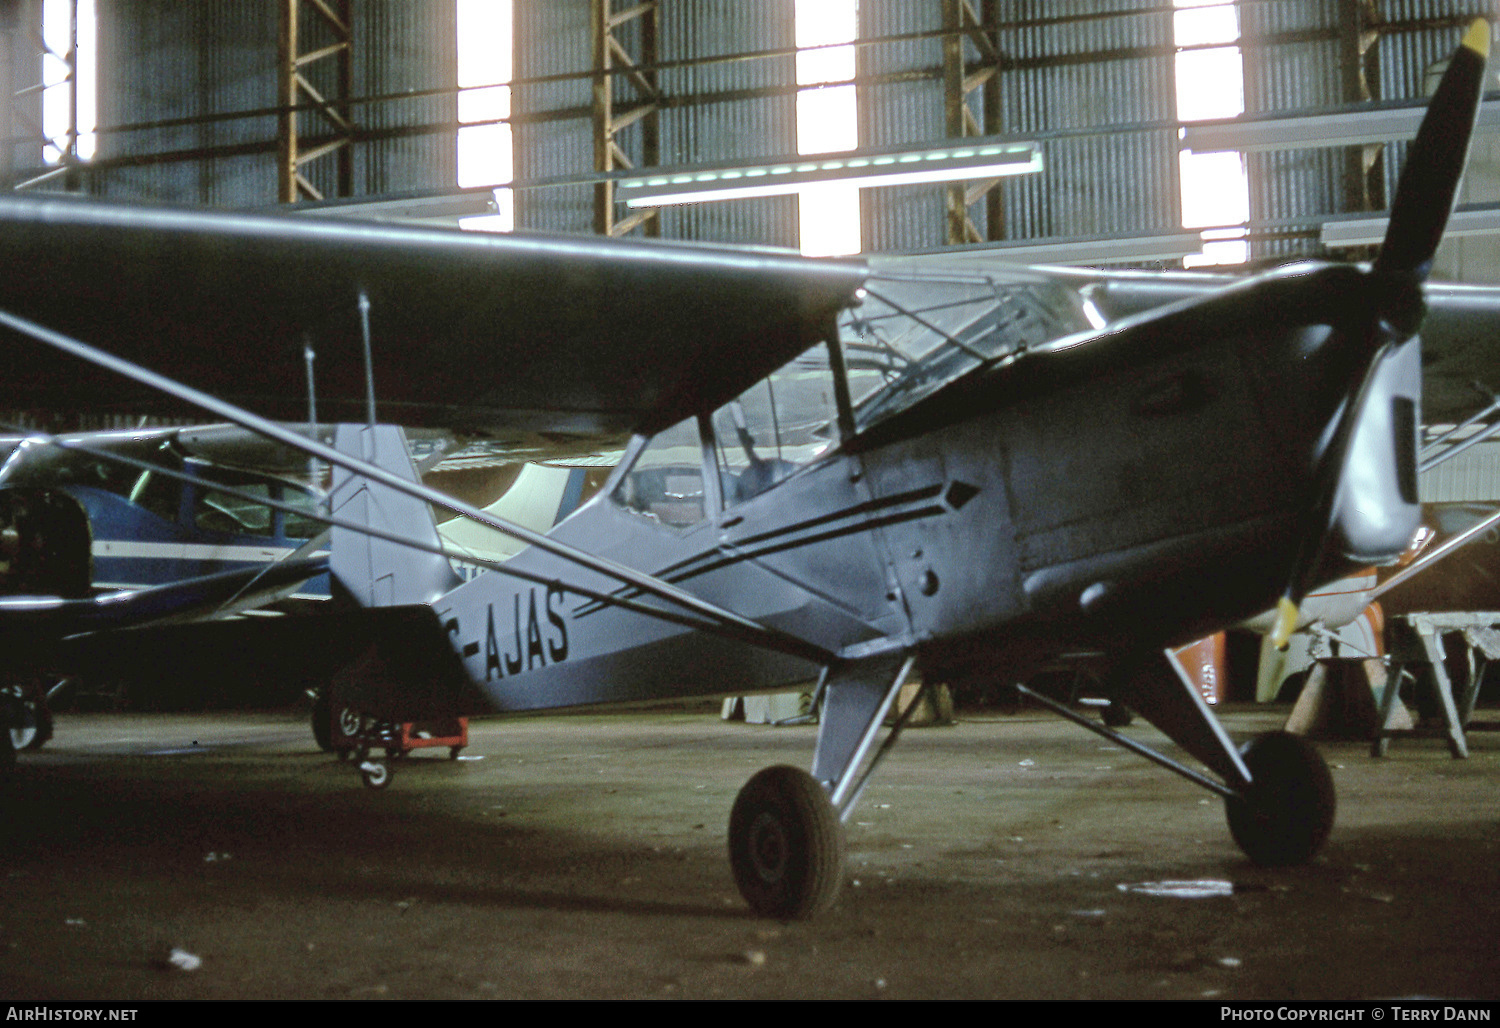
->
748;811;789;883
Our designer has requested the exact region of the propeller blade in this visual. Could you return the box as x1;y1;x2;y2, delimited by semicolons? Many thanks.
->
1272;19;1491;648
1374;18;1491;281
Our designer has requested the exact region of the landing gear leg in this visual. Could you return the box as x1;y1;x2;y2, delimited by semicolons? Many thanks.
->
1023;650;1337;867
727;655;917;919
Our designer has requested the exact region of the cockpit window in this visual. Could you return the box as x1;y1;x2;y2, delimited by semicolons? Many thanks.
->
613;417;707;529
711;342;839;506
839;265;1091;429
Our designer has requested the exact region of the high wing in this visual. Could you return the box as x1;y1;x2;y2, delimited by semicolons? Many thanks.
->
0;197;865;447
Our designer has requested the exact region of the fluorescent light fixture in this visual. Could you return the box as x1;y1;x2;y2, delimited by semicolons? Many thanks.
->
617;139;1043;208
1321;205;1500;248
902;232;1205;267
282;189;499;224
1184;99;1500;153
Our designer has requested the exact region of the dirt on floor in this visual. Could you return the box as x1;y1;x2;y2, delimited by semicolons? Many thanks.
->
0;703;1497;1001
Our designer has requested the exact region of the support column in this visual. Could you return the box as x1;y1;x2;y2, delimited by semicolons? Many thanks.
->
943;0;1003;245
278;0;354;204
592;0;661;237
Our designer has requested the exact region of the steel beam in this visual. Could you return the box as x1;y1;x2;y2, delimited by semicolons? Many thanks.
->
943;0;1003;245
278;0;353;204
592;0;660;237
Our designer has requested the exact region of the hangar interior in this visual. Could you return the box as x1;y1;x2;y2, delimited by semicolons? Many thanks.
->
1;2;1500;1002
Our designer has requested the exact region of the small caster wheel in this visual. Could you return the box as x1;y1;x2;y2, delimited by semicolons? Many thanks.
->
359;759;392;790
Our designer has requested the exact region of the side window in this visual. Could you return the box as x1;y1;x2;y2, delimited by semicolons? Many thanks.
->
711;344;840;506
278;484;324;540
129;469;183;525
194;482;273;536
613;418;707;529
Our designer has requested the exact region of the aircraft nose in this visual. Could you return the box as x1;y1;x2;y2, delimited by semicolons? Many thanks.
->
1328;335;1422;565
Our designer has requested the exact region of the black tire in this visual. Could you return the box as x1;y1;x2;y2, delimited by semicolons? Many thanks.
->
310;692;334;752
11;697;52;751
0;723;14;780
728;765;844;920
1102;701;1133;728
1226;732;1336;867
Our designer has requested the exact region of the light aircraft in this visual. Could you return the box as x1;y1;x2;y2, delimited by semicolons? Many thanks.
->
0;20;1490;921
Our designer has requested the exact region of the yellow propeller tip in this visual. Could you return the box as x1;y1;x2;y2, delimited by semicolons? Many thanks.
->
1270;596;1300;651
1462;18;1490;60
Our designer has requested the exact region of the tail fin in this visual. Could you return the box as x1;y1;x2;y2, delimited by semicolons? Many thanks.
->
329;424;461;607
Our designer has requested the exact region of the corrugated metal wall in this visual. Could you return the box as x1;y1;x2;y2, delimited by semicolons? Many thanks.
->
1422;440;1500;502
857;0;947;252
1239;1;1488;262
991;1;1179;243
512;0;800;245
1239;0;1350;261
655;0;798;247
511;0;592;232
1;0;42;185
19;0;1480;261
87;0;453;206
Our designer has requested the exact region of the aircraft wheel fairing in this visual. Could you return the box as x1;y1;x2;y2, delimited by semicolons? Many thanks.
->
1225;732;1335;867
728;765;844;920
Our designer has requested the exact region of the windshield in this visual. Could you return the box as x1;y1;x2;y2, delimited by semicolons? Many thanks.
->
840;264;1092;430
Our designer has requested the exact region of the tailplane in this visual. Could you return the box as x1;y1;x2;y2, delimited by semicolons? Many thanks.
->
329;424;461;607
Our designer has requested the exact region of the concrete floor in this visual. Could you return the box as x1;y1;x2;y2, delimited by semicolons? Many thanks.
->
0;703;1497;1000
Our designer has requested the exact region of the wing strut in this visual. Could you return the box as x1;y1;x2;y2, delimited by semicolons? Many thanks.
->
0;305;835;666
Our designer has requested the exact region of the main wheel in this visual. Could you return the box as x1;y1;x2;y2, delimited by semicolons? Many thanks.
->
4;684;52;752
310;691;333;752
1226;732;1336;867
728;765;844;920
11;698;51;751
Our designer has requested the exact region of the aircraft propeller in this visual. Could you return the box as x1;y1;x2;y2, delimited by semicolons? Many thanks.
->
1271;17;1491;649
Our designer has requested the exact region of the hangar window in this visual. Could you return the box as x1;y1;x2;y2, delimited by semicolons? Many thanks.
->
1174;0;1249;267
40;0;97;164
456;0;514;232
796;0;860;257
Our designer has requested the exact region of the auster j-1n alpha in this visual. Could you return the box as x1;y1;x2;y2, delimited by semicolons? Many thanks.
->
0;20;1490;921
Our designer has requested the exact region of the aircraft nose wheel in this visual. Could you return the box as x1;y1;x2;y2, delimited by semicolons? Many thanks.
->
728;765;844;920
1225;732;1336;867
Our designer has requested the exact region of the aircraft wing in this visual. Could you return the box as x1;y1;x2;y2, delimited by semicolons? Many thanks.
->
1417;283;1500;423
0;196;866;450
3;555;328;674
